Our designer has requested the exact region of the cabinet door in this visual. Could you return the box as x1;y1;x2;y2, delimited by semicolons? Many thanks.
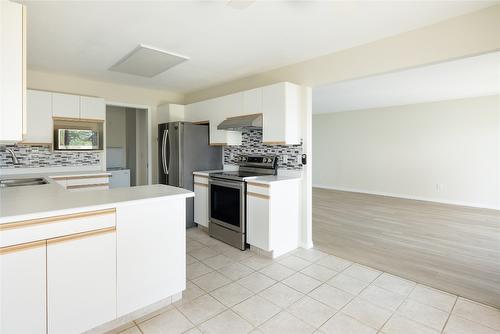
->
194;182;209;227
243;88;262;115
262;82;301;145
24;90;53;143
246;193;271;251
262;83;286;144
0;0;25;142
80;96;105;120
1;241;47;334
209;94;242;146
116;198;185;316
47;229;116;334
52;92;80;119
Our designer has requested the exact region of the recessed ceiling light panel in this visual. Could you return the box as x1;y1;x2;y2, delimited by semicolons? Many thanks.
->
109;45;189;77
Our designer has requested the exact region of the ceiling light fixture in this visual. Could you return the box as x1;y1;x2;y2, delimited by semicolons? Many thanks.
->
109;45;189;78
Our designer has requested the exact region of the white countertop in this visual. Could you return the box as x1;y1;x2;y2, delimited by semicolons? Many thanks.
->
193;170;301;184
246;175;301;184
0;170;110;182
0;179;194;223
193;170;222;176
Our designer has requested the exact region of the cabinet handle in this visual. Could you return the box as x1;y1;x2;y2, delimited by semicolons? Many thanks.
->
51;174;110;180
247;182;269;188
0;240;46;255
47;226;115;245
194;182;208;187
247;192;270;200
66;182;109;189
0;208;116;231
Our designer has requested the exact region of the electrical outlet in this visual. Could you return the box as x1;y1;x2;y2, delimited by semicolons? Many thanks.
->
281;155;288;163
436;183;443;192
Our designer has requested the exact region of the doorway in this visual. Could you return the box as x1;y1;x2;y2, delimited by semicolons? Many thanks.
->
105;104;150;187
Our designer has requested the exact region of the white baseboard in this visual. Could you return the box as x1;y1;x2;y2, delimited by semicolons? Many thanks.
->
312;184;499;210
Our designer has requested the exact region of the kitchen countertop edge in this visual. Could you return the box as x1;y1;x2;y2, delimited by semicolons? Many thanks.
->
0;184;194;224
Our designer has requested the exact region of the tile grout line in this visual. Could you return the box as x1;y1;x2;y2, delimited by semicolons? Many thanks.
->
319;271;387;331
375;281;418;333
440;296;458;334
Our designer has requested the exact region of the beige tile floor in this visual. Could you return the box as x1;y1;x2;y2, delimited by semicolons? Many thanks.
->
111;228;500;334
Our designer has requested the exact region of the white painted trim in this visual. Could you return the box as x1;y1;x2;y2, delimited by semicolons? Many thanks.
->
299;241;314;249
312;184;500;210
105;101;152;185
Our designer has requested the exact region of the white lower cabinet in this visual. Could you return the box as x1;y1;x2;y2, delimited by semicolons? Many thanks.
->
246;180;301;258
47;230;116;334
116;198;186;316
194;176;209;227
0;242;47;334
1;197;187;333
247;194;271;250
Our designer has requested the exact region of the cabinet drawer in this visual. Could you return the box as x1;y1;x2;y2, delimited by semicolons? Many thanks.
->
0;209;116;247
246;182;270;196
67;184;109;191
194;175;209;185
66;176;109;187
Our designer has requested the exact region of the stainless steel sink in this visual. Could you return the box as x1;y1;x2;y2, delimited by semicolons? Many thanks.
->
0;177;48;188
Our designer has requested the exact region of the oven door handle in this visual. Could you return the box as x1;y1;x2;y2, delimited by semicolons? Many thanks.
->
209;179;245;190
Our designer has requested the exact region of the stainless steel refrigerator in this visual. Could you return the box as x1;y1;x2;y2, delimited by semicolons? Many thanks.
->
158;122;222;228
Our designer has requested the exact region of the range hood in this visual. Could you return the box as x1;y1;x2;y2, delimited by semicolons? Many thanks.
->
217;114;263;130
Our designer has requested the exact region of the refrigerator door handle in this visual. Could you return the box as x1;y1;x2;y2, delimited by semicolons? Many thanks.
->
162;129;168;175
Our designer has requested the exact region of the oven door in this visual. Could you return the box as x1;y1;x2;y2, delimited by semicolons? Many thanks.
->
209;178;245;233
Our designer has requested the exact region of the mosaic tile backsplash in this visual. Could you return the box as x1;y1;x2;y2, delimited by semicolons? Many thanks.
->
0;145;101;169
223;129;303;170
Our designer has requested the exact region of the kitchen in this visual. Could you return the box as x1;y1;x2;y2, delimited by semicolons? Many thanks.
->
1;2;309;332
2;1;499;334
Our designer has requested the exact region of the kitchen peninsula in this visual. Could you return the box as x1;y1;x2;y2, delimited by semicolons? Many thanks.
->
0;177;193;334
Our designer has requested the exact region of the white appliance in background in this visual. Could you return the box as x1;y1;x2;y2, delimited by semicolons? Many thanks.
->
106;147;130;188
108;167;130;188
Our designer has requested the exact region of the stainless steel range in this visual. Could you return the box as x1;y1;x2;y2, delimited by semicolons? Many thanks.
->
209;155;278;250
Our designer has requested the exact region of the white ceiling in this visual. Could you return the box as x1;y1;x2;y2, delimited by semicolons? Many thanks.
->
24;1;495;94
312;51;500;114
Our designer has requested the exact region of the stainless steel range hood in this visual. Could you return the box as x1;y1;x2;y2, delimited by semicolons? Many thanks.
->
217;114;263;131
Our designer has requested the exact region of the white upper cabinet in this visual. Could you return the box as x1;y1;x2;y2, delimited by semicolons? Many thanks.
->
243;88;262;115
52;93;105;120
24;90;53;143
189;94;242;146
262;82;301;145
185;82;301;146
80;96;105;120
0;0;26;142
52;92;80;119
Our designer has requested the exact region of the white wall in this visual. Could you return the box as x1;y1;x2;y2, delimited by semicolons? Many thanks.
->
106;106;127;149
312;95;500;209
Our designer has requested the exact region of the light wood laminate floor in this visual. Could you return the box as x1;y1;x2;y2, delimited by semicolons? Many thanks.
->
312;188;500;308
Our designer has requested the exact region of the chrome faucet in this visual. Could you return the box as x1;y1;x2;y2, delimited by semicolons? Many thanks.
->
1;146;21;165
